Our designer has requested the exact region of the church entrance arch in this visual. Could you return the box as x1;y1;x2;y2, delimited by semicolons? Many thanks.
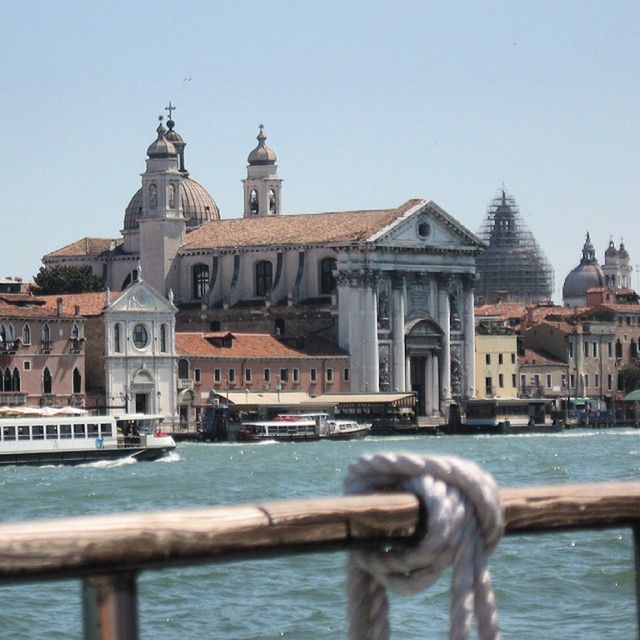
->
178;389;196;430
405;319;443;417
131;369;155;415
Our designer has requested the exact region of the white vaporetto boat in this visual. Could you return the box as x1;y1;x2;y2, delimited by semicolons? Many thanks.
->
0;411;176;466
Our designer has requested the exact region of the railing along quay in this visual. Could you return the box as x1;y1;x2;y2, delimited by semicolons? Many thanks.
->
2;482;640;638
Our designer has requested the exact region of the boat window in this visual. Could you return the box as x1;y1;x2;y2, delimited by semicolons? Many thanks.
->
101;424;113;437
32;425;44;440
3;426;16;441
18;425;30;440
87;424;99;438
73;424;86;438
60;424;72;439
46;425;58;439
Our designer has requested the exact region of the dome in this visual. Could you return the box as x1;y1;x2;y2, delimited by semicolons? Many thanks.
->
562;263;604;301
123;177;220;231
146;122;176;158
618;241;629;259
247;125;277;165
165;119;185;146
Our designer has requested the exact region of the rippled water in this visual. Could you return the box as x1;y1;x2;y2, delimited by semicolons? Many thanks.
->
1;430;639;639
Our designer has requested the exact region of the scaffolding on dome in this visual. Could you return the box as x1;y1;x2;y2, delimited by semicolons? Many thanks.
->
475;189;554;305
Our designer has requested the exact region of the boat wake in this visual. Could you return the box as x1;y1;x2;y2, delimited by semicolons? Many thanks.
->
156;451;181;463
78;456;139;469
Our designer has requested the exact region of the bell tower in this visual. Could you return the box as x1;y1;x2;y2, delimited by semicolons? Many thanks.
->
242;125;282;218
138;116;185;297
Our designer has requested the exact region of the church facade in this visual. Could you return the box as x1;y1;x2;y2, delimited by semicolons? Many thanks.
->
44;114;485;419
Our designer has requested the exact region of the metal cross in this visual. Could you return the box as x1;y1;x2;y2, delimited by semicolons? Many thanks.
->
165;101;176;119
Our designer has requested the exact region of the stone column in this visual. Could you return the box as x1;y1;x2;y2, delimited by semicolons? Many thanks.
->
462;274;476;398
345;270;379;393
437;275;452;409
336;270;351;351
391;272;406;391
424;354;432;415
431;351;440;415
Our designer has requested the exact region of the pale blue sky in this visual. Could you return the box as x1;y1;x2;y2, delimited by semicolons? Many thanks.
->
1;1;638;301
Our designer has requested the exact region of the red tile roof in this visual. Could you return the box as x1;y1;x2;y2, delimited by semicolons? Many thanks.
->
44;237;123;259
181;200;424;250
519;348;566;366
38;292;122;317
176;332;347;358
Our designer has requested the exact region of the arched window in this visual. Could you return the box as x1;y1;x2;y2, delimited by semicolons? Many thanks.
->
193;264;210;300
178;359;190;380
616;339;623;359
12;368;20;392
71;324;80;340
0;324;5;344
319;258;337;295
168;183;176;209
22;323;31;345
255;261;273;297
6;324;15;342
249;189;259;215
43;368;52;394
632;339;639;359
149;183;158;209
269;188;276;215
4;368;11;391
73;368;82;394
114;323;122;353
42;324;51;350
160;324;168;353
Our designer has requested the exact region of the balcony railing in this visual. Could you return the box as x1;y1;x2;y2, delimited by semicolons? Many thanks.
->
0;339;20;354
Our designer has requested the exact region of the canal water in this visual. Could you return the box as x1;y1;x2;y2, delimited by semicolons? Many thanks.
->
1;430;639;639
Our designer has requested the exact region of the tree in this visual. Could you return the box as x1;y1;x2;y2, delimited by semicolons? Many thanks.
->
32;265;105;295
617;364;640;394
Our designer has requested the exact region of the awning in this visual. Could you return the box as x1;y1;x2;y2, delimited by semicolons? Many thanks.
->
624;389;640;401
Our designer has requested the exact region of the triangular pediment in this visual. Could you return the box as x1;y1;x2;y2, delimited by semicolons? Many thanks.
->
105;280;176;314
369;201;484;251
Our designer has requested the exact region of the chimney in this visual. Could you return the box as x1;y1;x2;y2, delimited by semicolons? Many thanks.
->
56;297;63;317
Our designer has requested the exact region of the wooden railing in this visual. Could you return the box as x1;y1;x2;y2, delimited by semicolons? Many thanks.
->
2;482;640;639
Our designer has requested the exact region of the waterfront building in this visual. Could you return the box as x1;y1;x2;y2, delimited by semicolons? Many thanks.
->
475;189;554;305
474;331;518;399
0;294;85;409
43;112;485;421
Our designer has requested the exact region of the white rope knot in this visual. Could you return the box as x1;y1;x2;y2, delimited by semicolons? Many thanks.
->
344;453;504;640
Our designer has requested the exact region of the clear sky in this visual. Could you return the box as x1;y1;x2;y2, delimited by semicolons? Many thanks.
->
1;1;638;301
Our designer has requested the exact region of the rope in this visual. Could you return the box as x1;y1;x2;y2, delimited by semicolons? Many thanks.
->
344;453;504;640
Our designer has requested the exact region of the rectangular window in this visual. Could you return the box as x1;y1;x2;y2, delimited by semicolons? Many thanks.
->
546;374;552;388
570;374;576;388
279;368;288;382
292;368;300;383
533;374;540;386
228;369;236;383
326;368;334;383
608;341;613;358
498;353;504;365
511;353;516;364
584;375;589;389
264;368;271;383
310;368;317;383
194;368;201;384
583;342;589;358
343;368;350;382
592;342;598;358
498;374;504;388
608;374;613;391
24;361;31;371
214;368;221;383
244;368;252;383
618;376;624;391
485;354;491;365
568;342;574;358
595;374;600;388
561;374;567;388
511;374;517;388
520;374;526;389
485;376;493;395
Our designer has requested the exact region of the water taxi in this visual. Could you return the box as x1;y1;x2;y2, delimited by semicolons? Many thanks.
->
0;412;176;466
325;419;371;440
447;398;563;435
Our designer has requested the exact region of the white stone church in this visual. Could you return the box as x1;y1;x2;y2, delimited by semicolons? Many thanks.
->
44;113;485;420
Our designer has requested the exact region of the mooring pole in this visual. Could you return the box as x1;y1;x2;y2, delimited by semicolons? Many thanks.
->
82;572;139;640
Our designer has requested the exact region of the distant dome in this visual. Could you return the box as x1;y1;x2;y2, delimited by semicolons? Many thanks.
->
619;241;629;259
562;263;604;302
247;125;277;165
562;232;604;304
123;177;220;231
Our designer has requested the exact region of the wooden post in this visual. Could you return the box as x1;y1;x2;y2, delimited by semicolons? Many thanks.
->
634;525;640;635
82;572;139;640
